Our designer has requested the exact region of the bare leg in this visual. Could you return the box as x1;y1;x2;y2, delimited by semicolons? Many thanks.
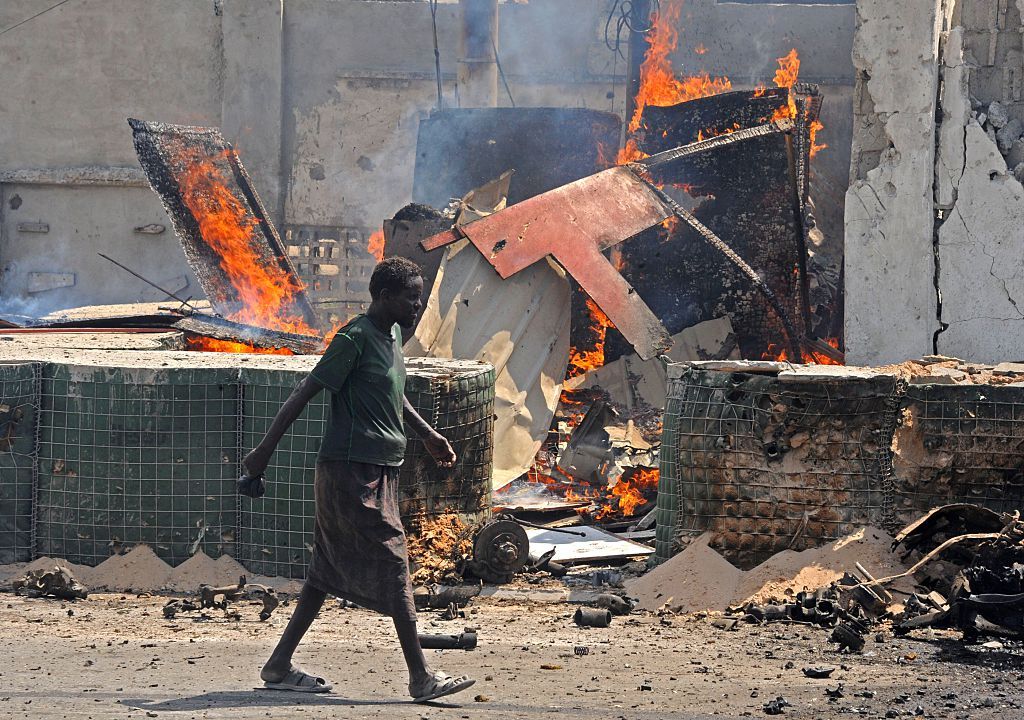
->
393;616;430;684
260;582;327;683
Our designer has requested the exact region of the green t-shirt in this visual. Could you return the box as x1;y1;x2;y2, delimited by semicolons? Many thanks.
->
310;314;407;466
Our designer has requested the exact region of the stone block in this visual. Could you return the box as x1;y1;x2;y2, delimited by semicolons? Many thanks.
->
987;100;1009;128
1007;139;1024;168
997;118;1023;154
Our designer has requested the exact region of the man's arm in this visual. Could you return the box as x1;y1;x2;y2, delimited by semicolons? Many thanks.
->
403;396;457;468
242;375;325;477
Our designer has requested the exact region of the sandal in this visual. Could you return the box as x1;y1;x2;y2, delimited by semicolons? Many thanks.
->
409;671;475;703
263;668;332;693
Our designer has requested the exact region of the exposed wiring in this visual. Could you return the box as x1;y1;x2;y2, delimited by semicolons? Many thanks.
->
604;0;660;60
0;0;78;38
491;38;515;108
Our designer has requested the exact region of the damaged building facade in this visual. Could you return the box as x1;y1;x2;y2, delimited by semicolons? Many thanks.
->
846;0;1024;365
0;0;854;325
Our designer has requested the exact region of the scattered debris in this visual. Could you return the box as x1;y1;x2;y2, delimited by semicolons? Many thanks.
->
417;631;478;650
573;607;612;628
406;512;475;586
12;566;88;600
762;696;791;715
801;666;835;679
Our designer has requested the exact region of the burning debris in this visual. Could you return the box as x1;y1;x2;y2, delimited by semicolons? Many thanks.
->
128;119;323;353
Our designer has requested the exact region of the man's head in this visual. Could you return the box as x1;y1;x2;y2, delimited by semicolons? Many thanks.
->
369;257;424;328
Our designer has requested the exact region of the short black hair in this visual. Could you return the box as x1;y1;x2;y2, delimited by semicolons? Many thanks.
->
369;256;423;299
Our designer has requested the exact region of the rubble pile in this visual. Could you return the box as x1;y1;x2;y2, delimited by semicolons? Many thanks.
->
974;100;1024;183
627;526;908;613
406;512;475;586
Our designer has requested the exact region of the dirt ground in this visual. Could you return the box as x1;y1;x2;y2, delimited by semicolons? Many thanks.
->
1;590;1022;720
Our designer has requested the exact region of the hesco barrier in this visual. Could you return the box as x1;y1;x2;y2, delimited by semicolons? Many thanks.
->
238;358;495;578
656;363;1024;568
0;363;41;564
0;356;494;576
35;364;240;566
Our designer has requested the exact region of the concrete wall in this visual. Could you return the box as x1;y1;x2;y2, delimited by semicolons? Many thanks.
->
0;0;857;321
844;0;1024;365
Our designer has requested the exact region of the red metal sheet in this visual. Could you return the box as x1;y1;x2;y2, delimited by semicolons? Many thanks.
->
456;167;671;278
448;167;672;359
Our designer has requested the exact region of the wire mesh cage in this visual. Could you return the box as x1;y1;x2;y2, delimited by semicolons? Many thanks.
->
33;364;240;566
0;362;41;564
0;355;494;577
237;358;495;579
656;363;1024;569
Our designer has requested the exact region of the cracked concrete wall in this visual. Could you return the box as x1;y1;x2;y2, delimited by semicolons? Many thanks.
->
932;2;1024;362
847;0;1024;363
844;0;948;365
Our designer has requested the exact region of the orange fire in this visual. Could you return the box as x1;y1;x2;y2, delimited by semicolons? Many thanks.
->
186;336;294;355
566;298;615;379
173;146;318;338
762;337;842;365
617;0;731;164
595;467;660;520
367;229;385;262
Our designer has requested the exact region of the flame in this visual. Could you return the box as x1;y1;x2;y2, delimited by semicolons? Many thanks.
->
186;336;294;355
617;0;731;164
172;147;317;337
367;229;385;262
594;467;660;520
773;48;800;90
809;118;827;157
762;337;842;365
566;298;614;379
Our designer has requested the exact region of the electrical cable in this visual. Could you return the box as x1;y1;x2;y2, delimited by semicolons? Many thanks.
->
0;0;78;38
604;0;660;60
491;38;515;108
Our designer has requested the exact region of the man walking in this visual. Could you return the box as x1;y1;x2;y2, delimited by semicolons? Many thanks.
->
239;257;475;702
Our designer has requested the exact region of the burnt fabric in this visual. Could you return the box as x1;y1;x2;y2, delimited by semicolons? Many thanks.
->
306;460;417;622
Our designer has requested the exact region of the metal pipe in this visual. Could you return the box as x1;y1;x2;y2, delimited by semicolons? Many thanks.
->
574;607;612;628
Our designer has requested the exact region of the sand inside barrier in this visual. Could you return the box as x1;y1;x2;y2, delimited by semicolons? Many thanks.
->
626;526;912;612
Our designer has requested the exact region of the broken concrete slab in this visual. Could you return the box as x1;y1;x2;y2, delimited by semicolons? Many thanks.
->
935;27;970;210
936;121;1024;362
564;317;739;410
844;0;947;365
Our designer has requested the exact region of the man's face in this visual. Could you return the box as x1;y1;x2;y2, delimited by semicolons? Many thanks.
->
382;276;424;328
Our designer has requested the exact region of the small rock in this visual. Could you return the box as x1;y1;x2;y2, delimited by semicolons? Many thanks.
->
1014;163;1024;183
997;118;1024;154
639;680;653;691
980;697;996;708
763;697;790;715
885;710;899;719
474;695;490;702
988;101;1009;129
802;666;835;679
970;95;984;110
1008;138;1024;168
915;706;925;716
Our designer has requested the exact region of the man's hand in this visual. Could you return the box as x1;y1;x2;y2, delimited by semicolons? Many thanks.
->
423;431;457;468
242;447;271;479
239;447;271;498
237;472;266;499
